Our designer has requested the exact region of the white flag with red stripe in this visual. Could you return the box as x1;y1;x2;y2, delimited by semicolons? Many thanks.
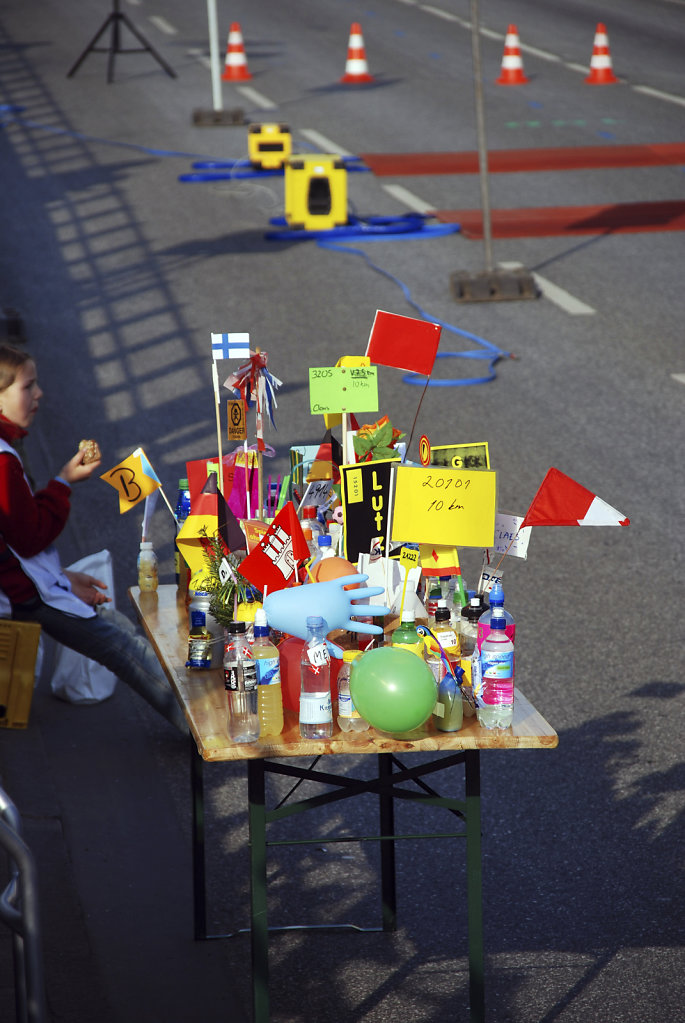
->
521;467;629;528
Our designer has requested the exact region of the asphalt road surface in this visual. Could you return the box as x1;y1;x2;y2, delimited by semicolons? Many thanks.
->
1;1;684;1021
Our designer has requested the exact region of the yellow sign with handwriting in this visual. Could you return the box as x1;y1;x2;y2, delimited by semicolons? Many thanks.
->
391;466;496;548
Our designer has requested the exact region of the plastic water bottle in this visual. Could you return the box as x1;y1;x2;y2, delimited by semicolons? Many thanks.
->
476;611;514;729
253;608;283;737
337;650;369;731
301;504;324;538
476;581;515;651
187;590;223;668
224;621;259;743
137;541;158;592
391;608;424;659
299;615;333;739
174;478;192;593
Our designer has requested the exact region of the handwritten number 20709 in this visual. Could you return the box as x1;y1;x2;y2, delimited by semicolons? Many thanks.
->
422;474;469;514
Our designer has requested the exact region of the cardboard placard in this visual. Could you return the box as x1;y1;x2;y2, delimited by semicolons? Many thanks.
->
391;465;496;548
430;442;490;470
309;366;378;416
340;458;398;564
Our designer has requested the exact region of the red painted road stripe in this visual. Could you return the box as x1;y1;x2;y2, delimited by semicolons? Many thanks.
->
360;143;685;175
434;201;685;238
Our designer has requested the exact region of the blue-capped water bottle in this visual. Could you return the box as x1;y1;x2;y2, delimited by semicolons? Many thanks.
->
174;478;192;592
476;610;514;730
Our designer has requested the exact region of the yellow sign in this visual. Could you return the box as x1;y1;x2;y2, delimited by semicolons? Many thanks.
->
399;545;421;570
227;399;246;442
430;442;490;470
391;466;496;548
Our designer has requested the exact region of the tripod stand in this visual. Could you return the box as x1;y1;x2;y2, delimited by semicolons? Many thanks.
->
67;0;176;83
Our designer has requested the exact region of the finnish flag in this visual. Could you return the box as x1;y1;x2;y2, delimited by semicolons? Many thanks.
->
211;332;250;360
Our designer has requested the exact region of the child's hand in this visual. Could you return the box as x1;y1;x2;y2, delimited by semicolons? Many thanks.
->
58;447;101;484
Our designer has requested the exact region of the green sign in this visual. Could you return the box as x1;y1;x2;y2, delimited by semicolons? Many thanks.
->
309;366;379;416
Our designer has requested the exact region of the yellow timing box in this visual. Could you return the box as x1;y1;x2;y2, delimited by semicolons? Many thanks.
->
284;154;347;231
247;123;292;170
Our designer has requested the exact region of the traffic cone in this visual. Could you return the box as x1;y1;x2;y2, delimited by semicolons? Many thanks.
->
221;22;252;81
496;25;529;85
340;23;375;84
585;23;618;84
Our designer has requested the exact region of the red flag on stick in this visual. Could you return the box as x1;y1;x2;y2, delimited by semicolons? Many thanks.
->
239;501;311;593
521;467;630;528
365;310;441;376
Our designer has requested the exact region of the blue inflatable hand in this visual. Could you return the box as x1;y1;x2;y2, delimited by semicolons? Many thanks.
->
263;575;390;650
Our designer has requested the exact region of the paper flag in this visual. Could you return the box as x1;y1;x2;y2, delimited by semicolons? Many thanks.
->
521;468;630;528
211;332;250;361
100;447;161;514
239;501;310;594
418;543;462;577
365;310;441;376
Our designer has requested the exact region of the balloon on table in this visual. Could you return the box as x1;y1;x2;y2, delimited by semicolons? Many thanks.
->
350;646;437;733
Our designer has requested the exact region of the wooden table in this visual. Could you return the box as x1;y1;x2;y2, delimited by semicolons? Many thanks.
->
131;585;558;1023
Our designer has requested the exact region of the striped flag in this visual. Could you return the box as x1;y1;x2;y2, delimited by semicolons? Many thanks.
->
521;468;629;528
211;332;251;361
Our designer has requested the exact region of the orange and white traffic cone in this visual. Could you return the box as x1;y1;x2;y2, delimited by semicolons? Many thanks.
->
340;22;375;84
585;23;618;84
221;22;252;81
496;24;529;85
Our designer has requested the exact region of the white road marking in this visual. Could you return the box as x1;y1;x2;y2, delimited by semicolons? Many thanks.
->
148;16;177;36
564;62;590;74
236;86;278;110
299;129;352;156
671;373;685;384
187;48;211;71
632;85;685;108
419;5;459;22
382;183;435;214
521;45;561;63
499;262;596;315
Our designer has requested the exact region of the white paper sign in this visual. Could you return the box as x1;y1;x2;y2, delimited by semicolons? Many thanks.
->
492;512;532;560
356;555;424;616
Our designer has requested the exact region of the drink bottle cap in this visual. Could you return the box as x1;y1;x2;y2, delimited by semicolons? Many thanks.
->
140;541;153;550
254;608;267;628
490;613;507;630
318;535;332;547
179;478;189;489
228;621;246;634
253;626;269;638
488;581;505;606
306;615;325;629
400;608;415;623
435;606;451;623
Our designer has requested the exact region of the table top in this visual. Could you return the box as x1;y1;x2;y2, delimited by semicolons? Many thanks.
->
130;585;558;763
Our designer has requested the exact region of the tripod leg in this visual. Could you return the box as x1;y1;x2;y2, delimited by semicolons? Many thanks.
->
120;12;177;78
66;14;116;78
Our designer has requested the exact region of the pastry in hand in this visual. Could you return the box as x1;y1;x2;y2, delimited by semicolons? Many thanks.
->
78;439;101;464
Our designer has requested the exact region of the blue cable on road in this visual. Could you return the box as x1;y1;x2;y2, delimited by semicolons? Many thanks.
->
267;214;511;386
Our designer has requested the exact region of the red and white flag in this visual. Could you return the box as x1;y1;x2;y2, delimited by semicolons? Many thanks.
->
521;467;630;528
239;501;311;593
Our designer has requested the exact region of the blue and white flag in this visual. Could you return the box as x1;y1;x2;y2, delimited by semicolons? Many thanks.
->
211;332;251;361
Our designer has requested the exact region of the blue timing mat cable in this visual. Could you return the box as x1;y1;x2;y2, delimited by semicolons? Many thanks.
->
268;215;511;386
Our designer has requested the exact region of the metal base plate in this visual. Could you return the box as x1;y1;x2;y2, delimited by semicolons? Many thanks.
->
451;267;539;303
192;108;246;127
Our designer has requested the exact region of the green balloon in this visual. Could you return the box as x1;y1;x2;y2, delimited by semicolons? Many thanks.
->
350;646;437;733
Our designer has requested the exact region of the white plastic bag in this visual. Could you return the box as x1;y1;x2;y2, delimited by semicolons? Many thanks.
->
50;549;118;705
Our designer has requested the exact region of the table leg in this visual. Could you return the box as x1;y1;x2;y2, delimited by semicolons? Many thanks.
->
465;750;484;1023
378;753;397;932
248;760;269;1023
190;736;207;941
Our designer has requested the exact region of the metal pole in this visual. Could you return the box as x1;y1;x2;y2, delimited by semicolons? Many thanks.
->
206;0;223;111
470;0;495;272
